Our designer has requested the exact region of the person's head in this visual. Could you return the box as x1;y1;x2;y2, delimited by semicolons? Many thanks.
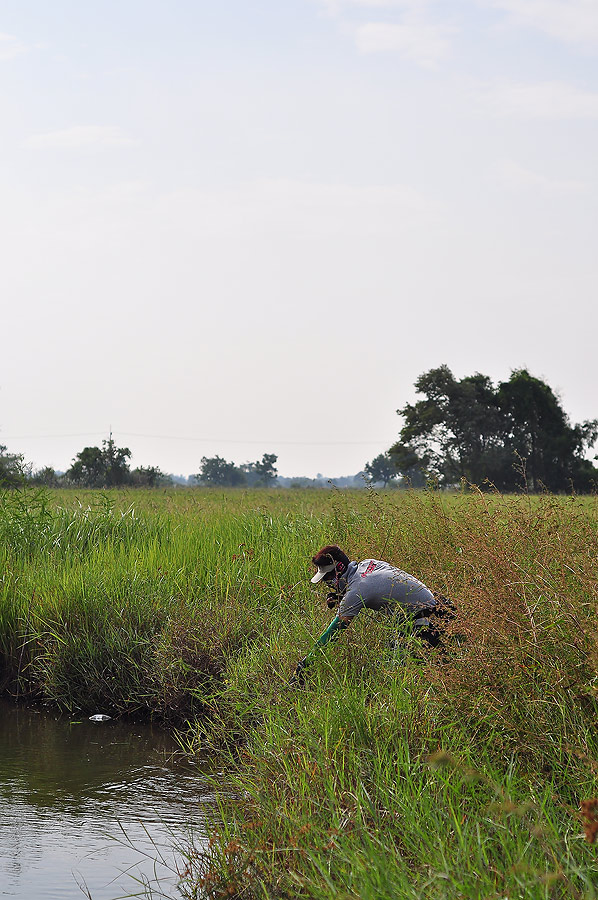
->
311;545;350;584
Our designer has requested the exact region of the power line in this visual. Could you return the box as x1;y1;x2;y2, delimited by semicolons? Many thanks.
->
118;432;390;447
2;432;106;440
3;430;391;447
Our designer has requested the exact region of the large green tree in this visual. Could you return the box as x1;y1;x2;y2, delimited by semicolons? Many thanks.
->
498;369;598;491
390;366;598;492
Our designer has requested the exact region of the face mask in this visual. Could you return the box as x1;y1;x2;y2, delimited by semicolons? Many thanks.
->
336;573;348;593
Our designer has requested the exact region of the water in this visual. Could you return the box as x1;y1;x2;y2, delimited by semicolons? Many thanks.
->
0;700;213;899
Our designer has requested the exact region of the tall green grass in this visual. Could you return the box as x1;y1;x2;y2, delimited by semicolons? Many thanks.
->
0;487;330;715
1;486;597;897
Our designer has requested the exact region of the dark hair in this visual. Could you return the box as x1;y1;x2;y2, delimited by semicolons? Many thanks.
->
312;544;350;573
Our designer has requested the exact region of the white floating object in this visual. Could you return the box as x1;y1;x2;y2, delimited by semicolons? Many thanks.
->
88;714;112;722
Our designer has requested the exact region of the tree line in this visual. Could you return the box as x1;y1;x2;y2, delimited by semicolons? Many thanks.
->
2;367;596;492
195;453;278;487
0;438;279;489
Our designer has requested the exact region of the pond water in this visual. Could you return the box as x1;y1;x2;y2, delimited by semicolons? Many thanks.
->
0;700;213;899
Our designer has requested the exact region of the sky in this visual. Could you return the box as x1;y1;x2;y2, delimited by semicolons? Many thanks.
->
1;0;596;478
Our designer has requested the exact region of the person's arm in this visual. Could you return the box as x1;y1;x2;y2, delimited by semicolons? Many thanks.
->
292;582;363;684
307;614;351;656
292;615;352;682
308;584;361;660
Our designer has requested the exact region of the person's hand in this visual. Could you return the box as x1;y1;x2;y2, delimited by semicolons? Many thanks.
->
326;592;339;609
290;656;308;686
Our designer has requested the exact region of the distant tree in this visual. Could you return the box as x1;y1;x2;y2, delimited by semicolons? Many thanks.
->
254;453;278;486
387;444;428;488
66;438;132;487
364;452;397;487
0;444;25;487
195;453;278;487
130;465;172;487
66;446;106;486
29;466;61;487
239;461;258;486
390;365;598;492
195;455;246;487
101;437;132;486
238;453;278;487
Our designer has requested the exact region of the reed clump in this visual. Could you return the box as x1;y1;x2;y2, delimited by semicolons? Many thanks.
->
1;486;597;897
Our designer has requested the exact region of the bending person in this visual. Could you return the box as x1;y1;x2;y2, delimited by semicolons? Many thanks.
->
293;544;453;681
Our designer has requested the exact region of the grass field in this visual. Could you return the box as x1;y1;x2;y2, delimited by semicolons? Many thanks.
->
1;486;597;898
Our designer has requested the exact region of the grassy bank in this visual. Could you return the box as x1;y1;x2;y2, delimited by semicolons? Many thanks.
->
1;486;598;897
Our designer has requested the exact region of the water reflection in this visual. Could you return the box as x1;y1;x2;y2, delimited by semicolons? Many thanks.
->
0;701;211;899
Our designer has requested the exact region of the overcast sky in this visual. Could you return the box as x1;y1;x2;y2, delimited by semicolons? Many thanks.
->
1;0;596;478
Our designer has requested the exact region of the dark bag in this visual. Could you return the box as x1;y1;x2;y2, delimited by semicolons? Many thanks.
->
414;593;457;649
